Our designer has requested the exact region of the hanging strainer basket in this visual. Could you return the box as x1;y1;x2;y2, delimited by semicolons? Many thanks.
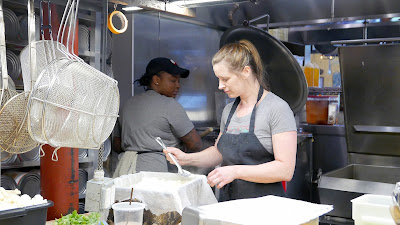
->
29;58;119;149
0;0;20;153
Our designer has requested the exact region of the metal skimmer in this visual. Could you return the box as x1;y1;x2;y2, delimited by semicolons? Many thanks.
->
155;137;191;177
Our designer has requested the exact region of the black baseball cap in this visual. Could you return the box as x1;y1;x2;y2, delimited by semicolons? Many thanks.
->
145;57;190;78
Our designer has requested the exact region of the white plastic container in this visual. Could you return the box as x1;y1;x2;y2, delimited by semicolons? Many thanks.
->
112;202;145;225
352;194;395;225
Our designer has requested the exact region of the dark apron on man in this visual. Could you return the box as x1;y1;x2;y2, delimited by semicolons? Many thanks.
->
217;87;286;202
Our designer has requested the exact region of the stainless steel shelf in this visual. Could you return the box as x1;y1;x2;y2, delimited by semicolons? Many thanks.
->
1;160;40;169
1;157;92;169
308;87;342;94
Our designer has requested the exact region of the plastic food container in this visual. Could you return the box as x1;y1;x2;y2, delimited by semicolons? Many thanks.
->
112;202;145;225
351;194;395;225
0;200;53;225
306;95;339;125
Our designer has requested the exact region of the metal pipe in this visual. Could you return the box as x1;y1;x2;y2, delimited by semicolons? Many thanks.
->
331;37;400;45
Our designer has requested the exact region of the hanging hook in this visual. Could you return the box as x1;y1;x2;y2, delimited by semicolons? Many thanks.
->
51;147;61;161
39;144;46;157
114;3;118;11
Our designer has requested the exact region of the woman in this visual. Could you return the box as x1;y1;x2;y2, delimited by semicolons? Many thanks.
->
164;40;297;201
113;57;202;177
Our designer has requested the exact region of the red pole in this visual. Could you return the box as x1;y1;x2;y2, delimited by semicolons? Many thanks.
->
39;3;80;221
40;146;79;220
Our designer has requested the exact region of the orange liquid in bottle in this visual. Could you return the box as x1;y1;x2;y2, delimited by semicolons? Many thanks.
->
304;66;313;87
313;66;320;87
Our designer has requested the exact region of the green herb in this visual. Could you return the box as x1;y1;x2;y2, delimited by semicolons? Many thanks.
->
54;210;101;225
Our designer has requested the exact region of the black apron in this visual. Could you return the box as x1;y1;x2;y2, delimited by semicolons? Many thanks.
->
217;87;286;202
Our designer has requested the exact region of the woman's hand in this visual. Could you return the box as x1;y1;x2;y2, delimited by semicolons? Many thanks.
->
207;166;238;189
164;147;190;166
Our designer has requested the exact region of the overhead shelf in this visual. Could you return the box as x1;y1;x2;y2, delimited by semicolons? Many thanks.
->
308;87;342;95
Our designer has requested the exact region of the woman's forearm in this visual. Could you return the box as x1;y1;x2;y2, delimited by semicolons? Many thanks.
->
187;145;223;168
234;160;294;184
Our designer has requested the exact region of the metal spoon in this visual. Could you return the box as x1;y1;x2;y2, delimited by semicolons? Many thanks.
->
155;137;191;177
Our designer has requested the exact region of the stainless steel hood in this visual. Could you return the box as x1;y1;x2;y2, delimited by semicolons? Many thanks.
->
339;43;400;157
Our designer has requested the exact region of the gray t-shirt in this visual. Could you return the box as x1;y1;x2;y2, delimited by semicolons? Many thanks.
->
220;92;296;155
114;90;194;172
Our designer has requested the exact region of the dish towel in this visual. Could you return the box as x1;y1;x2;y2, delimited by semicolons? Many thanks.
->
113;151;137;178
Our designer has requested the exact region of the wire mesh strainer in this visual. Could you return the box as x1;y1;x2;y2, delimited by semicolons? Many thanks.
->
28;0;119;149
0;0;39;154
0;0;20;153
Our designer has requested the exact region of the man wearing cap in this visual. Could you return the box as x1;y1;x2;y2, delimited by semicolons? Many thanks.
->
112;57;203;177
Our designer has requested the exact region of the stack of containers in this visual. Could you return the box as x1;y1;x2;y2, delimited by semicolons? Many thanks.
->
4;171;41;198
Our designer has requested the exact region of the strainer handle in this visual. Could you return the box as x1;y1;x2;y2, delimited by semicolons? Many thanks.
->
28;0;37;89
39;0;53;40
0;0;9;90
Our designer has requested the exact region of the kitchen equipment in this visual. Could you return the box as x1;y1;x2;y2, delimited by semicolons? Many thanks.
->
5;171;41;198
6;50;21;80
181;195;333;225
3;8;19;40
78;148;88;158
306;95;339;125
1;175;18;190
26;0;119;150
351;194;395;225
112;202;145;225
0;200;53;225
0;0;20;153
0;0;39;155
78;24;90;53
18;146;40;161
18;14;40;41
1;150;17;163
113;172;217;221
78;168;88;194
318;41;400;222
102;138;111;161
155;137;191;177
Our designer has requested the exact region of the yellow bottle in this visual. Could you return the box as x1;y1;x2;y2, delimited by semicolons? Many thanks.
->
304;62;314;87
313;64;320;87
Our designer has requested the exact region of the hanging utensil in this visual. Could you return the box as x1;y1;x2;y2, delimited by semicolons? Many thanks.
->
0;0;18;110
155;137;191;177
0;0;22;153
27;0;119;150
0;0;39;154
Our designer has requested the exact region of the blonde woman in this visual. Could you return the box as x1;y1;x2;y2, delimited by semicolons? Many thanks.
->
164;40;297;201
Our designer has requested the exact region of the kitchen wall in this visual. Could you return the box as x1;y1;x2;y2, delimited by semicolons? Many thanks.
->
112;13;223;127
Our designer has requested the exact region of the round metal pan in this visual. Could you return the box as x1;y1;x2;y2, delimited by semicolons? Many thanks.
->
220;25;308;114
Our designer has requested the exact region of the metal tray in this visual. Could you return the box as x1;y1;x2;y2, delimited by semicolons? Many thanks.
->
318;164;399;218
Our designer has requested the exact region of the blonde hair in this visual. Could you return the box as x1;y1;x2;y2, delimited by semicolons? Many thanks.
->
212;39;269;90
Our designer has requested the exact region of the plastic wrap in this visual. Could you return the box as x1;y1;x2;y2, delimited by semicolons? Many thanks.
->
114;172;217;216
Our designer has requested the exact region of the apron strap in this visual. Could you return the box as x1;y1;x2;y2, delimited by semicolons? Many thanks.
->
224;86;264;133
249;86;264;134
224;97;240;132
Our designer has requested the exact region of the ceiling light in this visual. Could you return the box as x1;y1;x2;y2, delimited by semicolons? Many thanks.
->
122;6;143;11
